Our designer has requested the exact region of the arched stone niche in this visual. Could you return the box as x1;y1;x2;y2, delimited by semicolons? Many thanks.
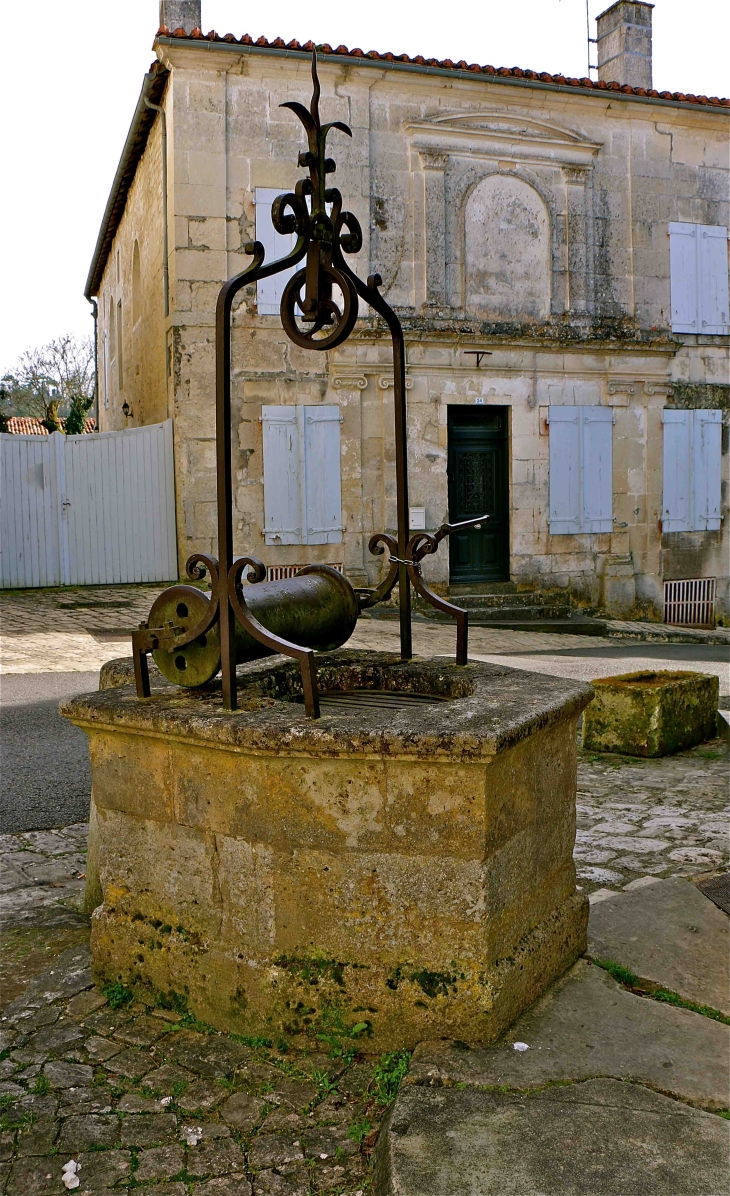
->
464;175;551;320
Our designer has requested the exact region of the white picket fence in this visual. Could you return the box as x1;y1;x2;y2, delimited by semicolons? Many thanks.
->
0;421;178;588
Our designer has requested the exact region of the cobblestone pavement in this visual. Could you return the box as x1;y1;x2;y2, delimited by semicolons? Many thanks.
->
1;744;727;1194
0;587;168;674
0;738;727;1193
0;935;386;1196
0;826;89;1009
574;738;729;899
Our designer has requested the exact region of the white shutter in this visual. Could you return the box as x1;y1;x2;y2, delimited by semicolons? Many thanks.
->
303;406;343;545
662;410;691;532
261;406;302;544
669;222;699;333
582;407;614;532
693;410;722;531
255;188;297;316
698;226;730;334
261;404;343;546
549;407;582;534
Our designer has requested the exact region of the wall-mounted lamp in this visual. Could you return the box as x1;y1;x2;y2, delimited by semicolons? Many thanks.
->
122;400;133;419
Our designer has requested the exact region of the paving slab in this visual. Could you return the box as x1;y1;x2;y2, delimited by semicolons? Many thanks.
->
587;875;730;1014
373;1078;730;1196
406;960;729;1109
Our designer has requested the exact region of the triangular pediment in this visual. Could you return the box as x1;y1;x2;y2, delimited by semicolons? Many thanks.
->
407;110;602;165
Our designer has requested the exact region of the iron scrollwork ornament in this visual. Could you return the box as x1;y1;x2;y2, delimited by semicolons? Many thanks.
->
133;51;489;715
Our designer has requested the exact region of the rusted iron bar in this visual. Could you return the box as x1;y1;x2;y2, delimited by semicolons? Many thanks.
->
132;51;489;715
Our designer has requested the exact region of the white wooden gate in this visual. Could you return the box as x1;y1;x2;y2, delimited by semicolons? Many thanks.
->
0;421;178;588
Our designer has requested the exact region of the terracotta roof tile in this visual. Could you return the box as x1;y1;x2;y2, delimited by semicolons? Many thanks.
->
155;27;729;107
5;417;96;436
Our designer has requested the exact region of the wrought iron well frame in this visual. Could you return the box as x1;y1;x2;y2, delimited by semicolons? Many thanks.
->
132;52;487;717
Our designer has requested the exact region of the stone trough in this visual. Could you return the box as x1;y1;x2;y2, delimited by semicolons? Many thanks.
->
582;669;719;757
61;651;592;1051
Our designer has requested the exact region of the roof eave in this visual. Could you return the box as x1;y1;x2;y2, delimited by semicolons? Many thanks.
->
84;65;169;301
155;34;730;111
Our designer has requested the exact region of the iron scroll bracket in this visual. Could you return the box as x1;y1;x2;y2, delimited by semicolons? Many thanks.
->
227;557;321;718
208;49;417;715
404;515;489;667
133;51;489;714
132;553;221;697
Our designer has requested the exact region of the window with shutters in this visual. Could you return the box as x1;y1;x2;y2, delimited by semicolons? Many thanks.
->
132;240;142;325
102;329;109;410
255;188;297;315
669;223;729;334
662;409;722;532
116;300;124;389
261;405;343;546
548;406;614;534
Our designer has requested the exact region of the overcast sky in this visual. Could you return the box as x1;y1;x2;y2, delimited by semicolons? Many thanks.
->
1;0;727;369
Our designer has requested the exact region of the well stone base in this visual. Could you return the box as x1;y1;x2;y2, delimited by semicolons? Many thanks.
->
63;652;592;1050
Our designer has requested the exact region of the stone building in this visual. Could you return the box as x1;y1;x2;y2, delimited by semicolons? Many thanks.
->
85;0;730;622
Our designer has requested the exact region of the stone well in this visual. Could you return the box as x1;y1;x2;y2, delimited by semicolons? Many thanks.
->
62;652;592;1050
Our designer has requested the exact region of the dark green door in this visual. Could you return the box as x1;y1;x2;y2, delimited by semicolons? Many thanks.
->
447;406;509;584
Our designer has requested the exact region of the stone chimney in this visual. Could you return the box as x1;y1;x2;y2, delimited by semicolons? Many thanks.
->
159;1;201;33
596;1;653;89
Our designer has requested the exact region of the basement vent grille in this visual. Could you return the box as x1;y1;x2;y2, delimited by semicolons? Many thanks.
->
266;563;343;582
663;578;716;628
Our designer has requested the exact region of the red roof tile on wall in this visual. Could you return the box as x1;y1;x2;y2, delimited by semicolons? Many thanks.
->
155;27;729;107
5;417;96;436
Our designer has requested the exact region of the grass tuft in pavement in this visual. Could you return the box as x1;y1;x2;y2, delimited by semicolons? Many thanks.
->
593;958;730;1024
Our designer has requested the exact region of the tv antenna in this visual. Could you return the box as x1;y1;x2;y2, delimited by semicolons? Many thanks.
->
586;0;598;75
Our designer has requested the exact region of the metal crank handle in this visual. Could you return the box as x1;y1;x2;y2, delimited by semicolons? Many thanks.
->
429;514;491;546
442;514;490;533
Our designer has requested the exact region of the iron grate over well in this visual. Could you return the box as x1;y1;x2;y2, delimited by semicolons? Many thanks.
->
294;689;449;713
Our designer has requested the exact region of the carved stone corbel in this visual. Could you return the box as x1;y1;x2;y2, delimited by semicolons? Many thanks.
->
379;376;414;390
562;165;589;184
332;374;368;390
607;379;674;403
607;379;638;405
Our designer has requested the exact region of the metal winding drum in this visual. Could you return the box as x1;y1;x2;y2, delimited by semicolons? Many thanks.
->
148;565;359;688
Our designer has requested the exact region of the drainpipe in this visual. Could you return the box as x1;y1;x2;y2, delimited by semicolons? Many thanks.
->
89;299;98;428
144;94;170;318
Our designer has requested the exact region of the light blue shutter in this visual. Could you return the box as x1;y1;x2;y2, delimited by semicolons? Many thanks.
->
662;410;691;532
693;410;722;531
261;406;302;544
255;188;297;316
549;407;581;534
582;407;614;532
303;406;343;545
669;223;699;333
699;226;729;334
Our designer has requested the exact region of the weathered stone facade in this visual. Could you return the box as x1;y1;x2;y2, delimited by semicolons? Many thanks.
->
89;25;730;620
96;110;168;432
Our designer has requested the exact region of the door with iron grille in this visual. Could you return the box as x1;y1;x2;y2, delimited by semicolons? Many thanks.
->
447;406;509;583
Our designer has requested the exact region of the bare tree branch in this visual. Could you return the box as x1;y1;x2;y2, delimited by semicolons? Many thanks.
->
1;334;95;428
